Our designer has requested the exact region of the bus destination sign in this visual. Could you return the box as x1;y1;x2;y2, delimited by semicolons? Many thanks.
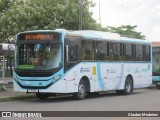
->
25;34;53;40
18;32;61;41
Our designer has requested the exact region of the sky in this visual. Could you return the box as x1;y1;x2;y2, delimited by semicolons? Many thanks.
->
90;0;160;41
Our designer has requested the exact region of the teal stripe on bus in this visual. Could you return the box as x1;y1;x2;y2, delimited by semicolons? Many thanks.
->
97;63;104;90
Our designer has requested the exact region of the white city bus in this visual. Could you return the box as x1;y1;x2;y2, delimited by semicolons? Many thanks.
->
13;30;152;100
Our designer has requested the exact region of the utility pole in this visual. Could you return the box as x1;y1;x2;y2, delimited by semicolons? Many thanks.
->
79;0;83;30
99;1;101;25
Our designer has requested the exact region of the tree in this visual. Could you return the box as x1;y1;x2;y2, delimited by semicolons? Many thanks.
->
0;0;13;13
0;0;144;42
0;0;99;43
102;25;145;39
0;0;24;42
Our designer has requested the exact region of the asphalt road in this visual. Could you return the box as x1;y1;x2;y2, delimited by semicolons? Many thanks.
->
0;87;160;120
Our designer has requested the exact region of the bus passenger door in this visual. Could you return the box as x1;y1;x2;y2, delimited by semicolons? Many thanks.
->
64;36;80;92
64;36;80;72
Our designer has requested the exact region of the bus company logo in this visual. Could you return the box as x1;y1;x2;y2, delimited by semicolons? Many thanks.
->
2;112;11;117
80;67;91;73
80;67;83;73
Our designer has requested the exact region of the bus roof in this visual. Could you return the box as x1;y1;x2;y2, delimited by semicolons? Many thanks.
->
16;29;151;45
66;30;121;40
65;30;150;45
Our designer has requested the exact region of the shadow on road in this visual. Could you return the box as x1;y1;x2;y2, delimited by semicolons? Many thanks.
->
24;87;157;103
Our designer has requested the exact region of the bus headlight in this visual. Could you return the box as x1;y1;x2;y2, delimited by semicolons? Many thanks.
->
53;75;61;83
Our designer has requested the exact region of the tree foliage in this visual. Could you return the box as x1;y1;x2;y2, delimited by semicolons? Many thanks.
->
0;0;100;43
0;0;145;43
102;25;145;39
0;0;13;13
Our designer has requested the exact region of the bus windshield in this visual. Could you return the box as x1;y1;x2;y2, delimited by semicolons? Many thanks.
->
15;42;62;70
152;47;160;72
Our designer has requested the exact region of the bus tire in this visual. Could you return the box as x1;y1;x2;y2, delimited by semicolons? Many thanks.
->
123;77;133;95
156;84;160;89
116;77;133;95
74;81;86;100
36;93;48;100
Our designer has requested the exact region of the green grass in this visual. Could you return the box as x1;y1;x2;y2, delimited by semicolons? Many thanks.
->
0;94;36;102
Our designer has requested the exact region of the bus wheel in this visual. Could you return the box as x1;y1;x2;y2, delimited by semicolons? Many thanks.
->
74;81;86;100
156;84;160;89
36;93;48;100
123;77;133;95
116;77;133;95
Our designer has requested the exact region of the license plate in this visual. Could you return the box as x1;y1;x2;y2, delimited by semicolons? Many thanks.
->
28;89;38;93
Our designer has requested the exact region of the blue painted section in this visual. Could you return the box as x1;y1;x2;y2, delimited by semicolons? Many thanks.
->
13;68;64;88
152;76;160;82
18;78;52;87
97;63;104;90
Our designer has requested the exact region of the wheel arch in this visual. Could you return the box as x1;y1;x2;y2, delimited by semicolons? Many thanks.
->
80;76;90;93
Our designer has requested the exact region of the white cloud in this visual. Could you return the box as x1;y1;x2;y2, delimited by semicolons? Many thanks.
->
90;0;160;41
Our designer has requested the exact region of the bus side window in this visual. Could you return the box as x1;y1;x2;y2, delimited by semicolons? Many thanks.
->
96;41;109;61
120;43;125;61
113;43;120;61
143;45;146;61
81;40;95;61
125;43;133;61
68;45;77;61
109;42;114;60
136;44;143;61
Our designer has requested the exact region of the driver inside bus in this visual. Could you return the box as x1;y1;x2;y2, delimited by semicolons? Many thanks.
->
35;53;44;66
